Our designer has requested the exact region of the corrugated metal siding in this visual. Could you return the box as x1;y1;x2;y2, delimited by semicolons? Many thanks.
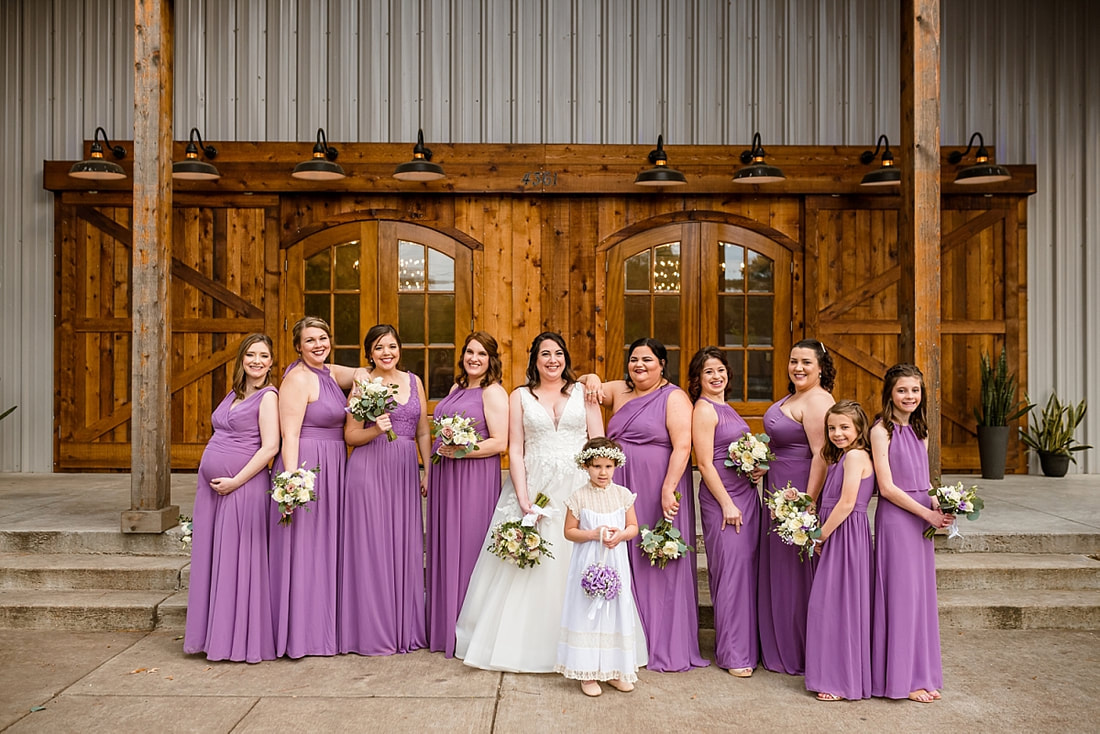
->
1;0;1096;472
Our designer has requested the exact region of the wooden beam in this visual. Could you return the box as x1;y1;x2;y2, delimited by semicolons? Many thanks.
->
900;0;942;476
124;0;177;533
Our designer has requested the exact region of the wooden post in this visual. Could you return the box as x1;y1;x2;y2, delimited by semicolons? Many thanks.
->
899;0;942;476
123;0;178;532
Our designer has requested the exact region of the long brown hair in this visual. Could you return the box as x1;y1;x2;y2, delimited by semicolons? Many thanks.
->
879;363;928;440
231;333;275;399
524;332;576;396
821;399;871;465
687;346;728;403
456;331;503;388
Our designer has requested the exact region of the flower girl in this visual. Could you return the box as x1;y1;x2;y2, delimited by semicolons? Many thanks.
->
555;437;647;697
804;400;875;701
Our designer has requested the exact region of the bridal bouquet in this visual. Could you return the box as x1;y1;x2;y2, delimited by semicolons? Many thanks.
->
430;412;483;464
270;465;319;526
765;481;820;560
924;481;983;539
346;377;399;441
638;491;694;569
487;493;554;568
725;431;775;476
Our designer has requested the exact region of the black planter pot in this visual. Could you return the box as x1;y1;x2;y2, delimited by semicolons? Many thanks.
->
976;425;1010;479
1038;450;1071;477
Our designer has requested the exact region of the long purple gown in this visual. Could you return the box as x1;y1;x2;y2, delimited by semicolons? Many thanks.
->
426;386;501;657
699;398;761;671
609;384;708;672
758;394;816;675
185;386;277;662
872;423;943;697
269;362;347;658
805;452;874;700
339;372;427;655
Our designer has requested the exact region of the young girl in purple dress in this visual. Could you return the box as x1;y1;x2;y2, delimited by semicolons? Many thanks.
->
871;364;955;702
805;400;875;702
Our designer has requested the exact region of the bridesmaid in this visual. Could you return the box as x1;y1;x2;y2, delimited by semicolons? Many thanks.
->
689;347;761;678
339;324;431;655
270;317;357;658
427;331;509;657
757;338;835;675
594;337;709;672
185;334;279;662
805;400;875;702
871;364;954;702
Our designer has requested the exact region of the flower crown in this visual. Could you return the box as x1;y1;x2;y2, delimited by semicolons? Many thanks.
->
574;446;627;469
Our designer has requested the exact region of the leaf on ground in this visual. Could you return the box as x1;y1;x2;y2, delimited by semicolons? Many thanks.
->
174;635;183;640
29;706;46;713
128;668;147;674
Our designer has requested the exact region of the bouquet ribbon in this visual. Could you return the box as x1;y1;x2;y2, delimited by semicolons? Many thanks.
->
946;518;962;539
521;504;558;527
586;528;613;621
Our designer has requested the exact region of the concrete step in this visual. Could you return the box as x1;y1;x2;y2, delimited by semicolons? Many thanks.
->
931;530;1100;555
937;589;1100;630
936;553;1100;590
0;589;174;631
0;553;189;591
0;528;191;556
156;590;189;629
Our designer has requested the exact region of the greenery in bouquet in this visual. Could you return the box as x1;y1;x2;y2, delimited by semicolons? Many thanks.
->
924;481;983;539
764;481;820;560
638;491;694;569
270;465;319;526
430;412;483;464
725;431;775;476
346;377;399;441
487;493;554;568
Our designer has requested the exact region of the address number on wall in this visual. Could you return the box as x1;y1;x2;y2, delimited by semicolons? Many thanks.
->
521;171;558;187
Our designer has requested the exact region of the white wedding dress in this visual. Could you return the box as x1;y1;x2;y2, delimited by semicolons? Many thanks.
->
454;383;591;672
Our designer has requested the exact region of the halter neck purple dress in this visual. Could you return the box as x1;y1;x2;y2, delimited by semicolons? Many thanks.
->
185;386;277;662
699;398;761;671
872;423;943;697
269;361;348;658
427;386;502;657
609;383;708;672
758;394;816;674
805;452;875;700
339;372;427;655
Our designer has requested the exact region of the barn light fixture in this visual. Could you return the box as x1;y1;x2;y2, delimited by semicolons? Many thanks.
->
733;132;785;184
949;132;1011;185
393;128;446;181
292;127;346;181
172;127;220;181
634;135;686;186
68;127;126;180
859;134;900;187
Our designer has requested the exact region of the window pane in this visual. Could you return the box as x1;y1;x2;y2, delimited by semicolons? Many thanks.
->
653;243;681;292
720;243;744;292
624;295;649;344
719;296;744;346
664;349;681;386
747;250;773;292
428;294;455;344
747;296;774;346
748;351;773;401
399;293;425;345
625;250;650;291
305;249;330;291
334;348;359;369
653;295;680;347
427;248;454;291
334;241;360;291
402;347;426;380
399;241;424;291
428;349;455;399
727;350;745;400
333;294;359;346
304;293;330;326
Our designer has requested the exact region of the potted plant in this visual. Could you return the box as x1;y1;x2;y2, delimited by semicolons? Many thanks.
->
973;347;1031;479
1018;393;1092;477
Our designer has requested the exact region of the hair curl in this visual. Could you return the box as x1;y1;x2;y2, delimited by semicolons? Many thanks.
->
456;331;503;388
787;338;836;394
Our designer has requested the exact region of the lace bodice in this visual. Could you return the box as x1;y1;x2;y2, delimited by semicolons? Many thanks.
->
563;481;636;517
518;383;590;474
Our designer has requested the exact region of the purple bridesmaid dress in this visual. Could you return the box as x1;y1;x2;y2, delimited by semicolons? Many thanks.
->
699;398;761;671
609;384;708;672
339;372;427;655
426;386;501;657
872;423;943;697
185;387;277;662
757;395;816;674
269;362;347;658
805;452;875;700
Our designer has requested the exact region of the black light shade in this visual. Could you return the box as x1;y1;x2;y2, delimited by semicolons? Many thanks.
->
293;128;346;181
68;127;126;180
733;132;785;184
172;128;220;181
859;134;900;187
634;135;687;186
949;132;1011;185
393;129;445;181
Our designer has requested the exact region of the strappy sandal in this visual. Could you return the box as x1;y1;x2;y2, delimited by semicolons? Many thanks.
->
728;667;753;678
816;692;844;702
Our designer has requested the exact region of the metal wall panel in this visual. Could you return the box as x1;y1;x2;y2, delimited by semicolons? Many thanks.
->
482;0;511;143
1;2;23;470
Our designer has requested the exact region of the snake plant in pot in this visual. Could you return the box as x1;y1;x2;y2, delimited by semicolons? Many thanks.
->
1018;393;1092;476
973;347;1031;479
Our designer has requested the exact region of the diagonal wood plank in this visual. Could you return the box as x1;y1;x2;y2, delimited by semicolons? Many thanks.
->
171;260;264;319
825;335;891;380
77;206;133;247
941;209;1006;256
819;265;899;321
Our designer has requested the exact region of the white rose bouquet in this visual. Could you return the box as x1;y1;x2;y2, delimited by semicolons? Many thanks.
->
924;481;983;539
764;481;820;560
486;493;554;568
430;412;483;464
270;465;319;526
725;431;775;477
638;491;694;569
346;377;399;441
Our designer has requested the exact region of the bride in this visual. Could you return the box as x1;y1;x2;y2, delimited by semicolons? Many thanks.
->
454;332;605;672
